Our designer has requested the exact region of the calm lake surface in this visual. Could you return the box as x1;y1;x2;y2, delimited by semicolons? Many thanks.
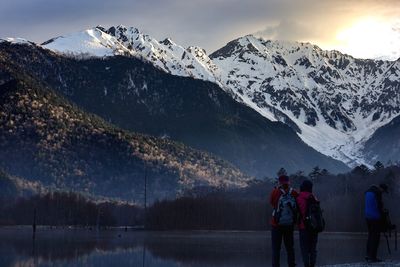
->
0;228;399;267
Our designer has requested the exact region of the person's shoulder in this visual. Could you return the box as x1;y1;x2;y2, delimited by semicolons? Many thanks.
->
269;187;281;204
271;187;281;195
365;191;376;198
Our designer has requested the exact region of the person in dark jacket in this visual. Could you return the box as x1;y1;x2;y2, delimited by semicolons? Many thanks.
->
364;183;388;263
269;175;298;267
297;180;319;267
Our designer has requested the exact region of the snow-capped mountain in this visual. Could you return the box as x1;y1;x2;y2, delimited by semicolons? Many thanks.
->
42;25;218;83
42;28;133;57
0;40;349;177
209;37;400;166
24;26;400;167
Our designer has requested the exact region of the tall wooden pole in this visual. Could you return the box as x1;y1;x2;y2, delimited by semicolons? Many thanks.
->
125;201;128;232
96;208;101;233
32;207;37;240
142;244;147;267
144;163;147;229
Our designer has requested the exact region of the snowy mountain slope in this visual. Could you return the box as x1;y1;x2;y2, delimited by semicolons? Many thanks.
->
209;36;400;166
36;27;400;166
41;28;133;57
42;25;218;83
0;38;33;45
101;25;218;82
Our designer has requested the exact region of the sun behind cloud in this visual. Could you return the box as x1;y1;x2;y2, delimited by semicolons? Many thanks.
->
332;17;400;60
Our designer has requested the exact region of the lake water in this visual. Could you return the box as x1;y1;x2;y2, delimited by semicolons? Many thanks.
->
0;228;399;267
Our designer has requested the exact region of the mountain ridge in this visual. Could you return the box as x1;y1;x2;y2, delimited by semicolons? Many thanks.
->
35;26;400;167
0;41;349;177
2;25;399;167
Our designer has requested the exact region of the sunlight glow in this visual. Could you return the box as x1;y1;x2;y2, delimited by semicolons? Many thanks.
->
334;18;400;60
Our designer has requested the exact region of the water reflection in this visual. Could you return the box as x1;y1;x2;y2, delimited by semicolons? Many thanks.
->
0;228;398;267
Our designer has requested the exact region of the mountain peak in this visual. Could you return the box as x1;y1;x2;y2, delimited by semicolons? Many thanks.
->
19;26;400;167
210;35;317;60
210;34;400;167
42;27;131;57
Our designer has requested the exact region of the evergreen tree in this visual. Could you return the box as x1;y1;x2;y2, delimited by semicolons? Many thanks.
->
321;168;329;176
374;161;384;171
294;170;305;177
352;164;370;176
277;167;287;177
309;166;321;181
360;164;370;175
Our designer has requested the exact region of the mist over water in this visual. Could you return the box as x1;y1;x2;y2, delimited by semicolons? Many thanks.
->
0;228;399;267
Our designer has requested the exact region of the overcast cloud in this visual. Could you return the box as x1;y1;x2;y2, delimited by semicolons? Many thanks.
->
0;0;399;56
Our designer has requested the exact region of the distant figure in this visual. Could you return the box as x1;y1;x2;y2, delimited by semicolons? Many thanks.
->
297;180;324;267
364;183;388;263
269;175;298;267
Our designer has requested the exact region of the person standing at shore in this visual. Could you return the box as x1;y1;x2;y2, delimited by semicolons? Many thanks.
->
364;183;388;263
269;175;298;267
297;180;321;267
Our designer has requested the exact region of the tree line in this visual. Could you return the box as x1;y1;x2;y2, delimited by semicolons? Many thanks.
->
146;163;400;231
0;162;398;232
0;191;142;227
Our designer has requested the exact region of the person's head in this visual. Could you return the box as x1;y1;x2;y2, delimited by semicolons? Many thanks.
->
278;175;290;188
300;179;313;193
379;183;389;194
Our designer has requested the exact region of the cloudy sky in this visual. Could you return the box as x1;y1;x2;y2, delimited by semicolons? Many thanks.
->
0;0;399;59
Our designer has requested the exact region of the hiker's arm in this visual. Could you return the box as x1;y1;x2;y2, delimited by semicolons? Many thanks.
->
296;195;308;219
269;189;277;207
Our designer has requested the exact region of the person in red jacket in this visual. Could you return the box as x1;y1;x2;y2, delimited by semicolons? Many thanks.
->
297;180;318;267
269;175;298;267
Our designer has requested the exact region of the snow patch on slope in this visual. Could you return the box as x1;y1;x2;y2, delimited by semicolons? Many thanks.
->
0;38;33;45
42;25;218;83
42;28;133;57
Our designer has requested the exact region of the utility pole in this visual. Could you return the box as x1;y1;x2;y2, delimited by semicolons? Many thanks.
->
144;163;148;229
124;201;127;232
125;201;128;232
96;208;101;233
142;244;147;267
32;207;37;240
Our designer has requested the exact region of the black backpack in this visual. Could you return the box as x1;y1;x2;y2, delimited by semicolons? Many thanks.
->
305;196;325;233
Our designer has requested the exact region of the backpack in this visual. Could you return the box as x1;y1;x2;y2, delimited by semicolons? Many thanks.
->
273;188;298;226
305;196;325;233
